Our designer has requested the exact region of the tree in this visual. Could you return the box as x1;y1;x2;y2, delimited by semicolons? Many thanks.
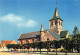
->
16;44;20;52
31;43;36;53
37;41;43;54
26;43;31;53
7;44;11;52
34;41;44;54
34;41;39;51
61;38;73;55
73;26;79;34
22;44;26;53
72;35;80;53
52;40;61;55
20;45;23;52
44;41;51;54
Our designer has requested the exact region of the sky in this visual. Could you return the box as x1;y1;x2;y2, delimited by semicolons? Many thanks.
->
0;0;80;43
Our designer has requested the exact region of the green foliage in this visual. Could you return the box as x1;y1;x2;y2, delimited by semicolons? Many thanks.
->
7;44;11;49
73;26;79;34
72;35;80;53
26;43;30;49
44;41;51;49
52;40;61;49
6;36;80;53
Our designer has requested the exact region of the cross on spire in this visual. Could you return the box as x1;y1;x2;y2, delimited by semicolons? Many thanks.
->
56;0;57;8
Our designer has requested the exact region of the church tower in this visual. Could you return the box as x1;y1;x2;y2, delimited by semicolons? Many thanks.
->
40;24;44;40
49;0;63;35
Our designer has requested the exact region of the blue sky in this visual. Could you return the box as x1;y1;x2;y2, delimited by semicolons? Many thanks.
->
0;0;80;43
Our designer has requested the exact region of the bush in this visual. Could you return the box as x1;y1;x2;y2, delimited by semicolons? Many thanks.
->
60;49;66;52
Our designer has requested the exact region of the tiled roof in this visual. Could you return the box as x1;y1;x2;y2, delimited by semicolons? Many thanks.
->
18;31;41;39
1;40;14;44
60;30;68;38
49;31;61;40
18;29;60;40
49;8;63;21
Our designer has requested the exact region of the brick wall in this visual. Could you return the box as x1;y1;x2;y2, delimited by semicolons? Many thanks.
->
18;37;40;44
41;31;58;41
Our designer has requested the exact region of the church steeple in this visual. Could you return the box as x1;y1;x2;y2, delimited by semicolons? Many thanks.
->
53;8;60;19
56;0;57;8
49;0;63;35
50;7;63;21
49;0;63;21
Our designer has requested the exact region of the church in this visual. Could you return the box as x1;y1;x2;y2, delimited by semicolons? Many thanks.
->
18;4;70;44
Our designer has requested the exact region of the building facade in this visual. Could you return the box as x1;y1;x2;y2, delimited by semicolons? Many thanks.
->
0;40;17;51
18;7;69;44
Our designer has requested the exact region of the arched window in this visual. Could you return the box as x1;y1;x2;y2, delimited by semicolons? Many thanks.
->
59;21;60;25
47;38;49;41
55;21;57;25
61;22;62;26
51;21;53;25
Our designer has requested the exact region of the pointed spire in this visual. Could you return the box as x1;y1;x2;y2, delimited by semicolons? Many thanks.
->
49;0;63;21
40;24;44;32
56;0;57;8
53;8;60;19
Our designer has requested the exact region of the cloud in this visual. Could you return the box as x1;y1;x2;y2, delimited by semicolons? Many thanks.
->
26;20;37;27
1;14;23;22
0;14;37;28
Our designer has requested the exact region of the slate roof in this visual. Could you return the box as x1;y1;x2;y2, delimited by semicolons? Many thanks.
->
60;30;68;38
49;31;61;40
18;31;41;39
49;8;63;21
18;29;60;40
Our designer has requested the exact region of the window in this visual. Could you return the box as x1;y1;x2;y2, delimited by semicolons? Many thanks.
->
55;21;57;25
47;38;49;41
51;21;53;25
61;22;62;26
59;21;60;25
26;39;29;43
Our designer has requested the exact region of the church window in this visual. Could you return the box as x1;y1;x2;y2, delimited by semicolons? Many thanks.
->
59;21;60;25
47;38;49;41
55;21;57;25
51;21;53;25
26;40;28;43
61;22;62;26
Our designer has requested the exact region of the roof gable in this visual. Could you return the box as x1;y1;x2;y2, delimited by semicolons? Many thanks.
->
1;40;15;44
60;30;68;38
49;30;61;40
